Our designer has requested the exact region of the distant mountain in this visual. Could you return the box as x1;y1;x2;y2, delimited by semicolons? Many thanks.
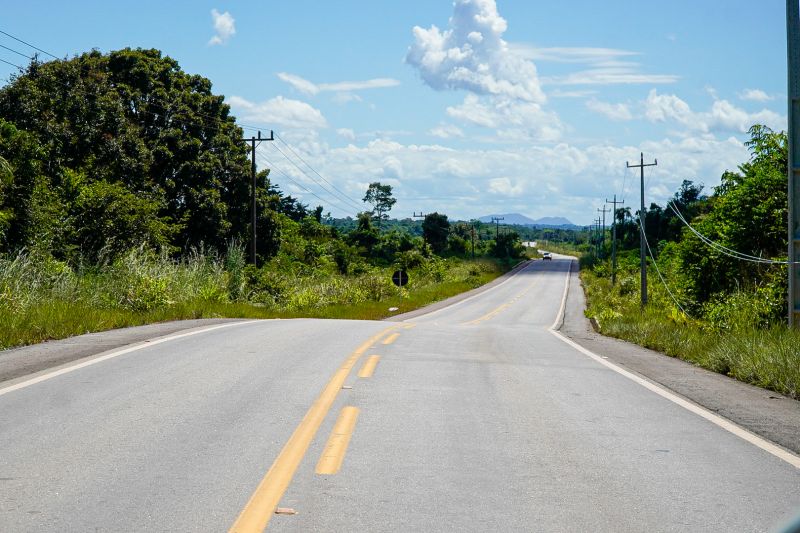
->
478;213;575;227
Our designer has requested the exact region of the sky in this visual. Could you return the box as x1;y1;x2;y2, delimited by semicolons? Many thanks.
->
0;0;789;225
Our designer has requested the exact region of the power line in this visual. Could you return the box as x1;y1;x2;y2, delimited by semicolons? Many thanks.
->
0;43;33;60
0;57;22;70
274;133;363;209
0;29;58;59
637;218;690;316
255;151;354;217
667;201;796;265
268;141;363;212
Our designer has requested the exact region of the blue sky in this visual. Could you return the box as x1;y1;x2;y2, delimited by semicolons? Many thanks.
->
0;1;788;224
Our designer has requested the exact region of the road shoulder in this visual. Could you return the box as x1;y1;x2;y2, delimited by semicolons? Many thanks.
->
0;318;246;384
559;260;800;455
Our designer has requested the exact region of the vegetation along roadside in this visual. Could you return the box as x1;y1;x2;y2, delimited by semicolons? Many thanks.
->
0;48;528;350
576;125;799;400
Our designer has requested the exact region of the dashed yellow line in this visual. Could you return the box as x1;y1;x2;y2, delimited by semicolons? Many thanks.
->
382;332;400;345
315;406;360;475
228;326;396;533
357;355;381;378
463;277;541;325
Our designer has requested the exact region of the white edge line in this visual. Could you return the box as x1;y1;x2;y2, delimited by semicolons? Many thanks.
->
548;259;800;470
0;320;261;397
406;260;535;322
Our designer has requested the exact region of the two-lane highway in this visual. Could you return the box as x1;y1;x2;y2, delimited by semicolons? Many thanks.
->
1;257;799;532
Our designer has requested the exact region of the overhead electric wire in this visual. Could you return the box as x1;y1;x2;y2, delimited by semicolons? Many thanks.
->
274;133;363;209
0;57;22;70
0;29;58;59
666;201;796;265
0;43;33;60
637;218;689;316
255;151;354;217
269;141;363;211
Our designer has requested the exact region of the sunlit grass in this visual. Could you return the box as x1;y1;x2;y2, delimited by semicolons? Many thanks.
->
0;250;507;350
582;269;800;400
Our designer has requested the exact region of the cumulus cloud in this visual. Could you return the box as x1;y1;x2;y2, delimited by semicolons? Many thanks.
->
645;89;785;133
405;0;545;102
738;88;773;102
429;123;465;139
227;95;328;129
586;99;633;121
208;9;235;46
446;94;562;141
259;129;749;224
336;128;356;141
277;72;400;95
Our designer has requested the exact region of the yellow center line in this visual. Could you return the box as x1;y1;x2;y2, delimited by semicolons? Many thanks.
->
357;355;381;378
228;326;397;533
315;406;360;475
463;278;541;325
382;332;400;345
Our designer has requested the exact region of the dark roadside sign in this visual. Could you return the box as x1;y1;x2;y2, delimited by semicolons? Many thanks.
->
392;269;409;287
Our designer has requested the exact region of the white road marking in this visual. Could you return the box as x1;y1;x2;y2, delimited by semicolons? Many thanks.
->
406;260;535;322
549;258;800;470
0;321;260;397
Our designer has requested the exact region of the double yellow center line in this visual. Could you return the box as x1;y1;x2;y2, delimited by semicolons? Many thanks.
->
229;325;402;532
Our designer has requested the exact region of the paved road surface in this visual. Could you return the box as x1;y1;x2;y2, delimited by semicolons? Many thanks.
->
1;257;799;532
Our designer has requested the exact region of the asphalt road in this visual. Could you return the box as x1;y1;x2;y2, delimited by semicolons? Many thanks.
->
1;257;799;532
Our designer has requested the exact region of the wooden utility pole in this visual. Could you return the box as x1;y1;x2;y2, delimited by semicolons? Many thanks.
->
242;130;274;266
597;205;610;258
491;216;504;239
627;153;657;306
606;195;622;285
788;0;800;326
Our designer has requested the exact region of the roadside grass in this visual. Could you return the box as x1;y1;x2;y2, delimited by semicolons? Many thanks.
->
582;268;800;400
0;251;509;350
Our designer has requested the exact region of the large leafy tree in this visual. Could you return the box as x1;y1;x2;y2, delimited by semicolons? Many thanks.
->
362;182;396;226
0;48;260;257
422;212;450;254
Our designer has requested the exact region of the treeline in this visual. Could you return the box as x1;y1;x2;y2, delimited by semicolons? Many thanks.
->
589;125;788;328
0;48;525;281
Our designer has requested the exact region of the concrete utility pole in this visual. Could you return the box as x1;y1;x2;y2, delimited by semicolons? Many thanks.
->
627;153;657;307
491;216;504;239
412;212;426;220
787;0;800;327
597;205;610;258
242;130;274;266
606;195;622;285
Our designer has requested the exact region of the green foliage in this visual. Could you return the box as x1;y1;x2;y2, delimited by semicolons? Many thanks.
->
362;182;396;225
422;212;450;254
491;231;525;259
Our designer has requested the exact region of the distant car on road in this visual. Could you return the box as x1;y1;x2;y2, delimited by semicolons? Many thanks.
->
542;252;552;261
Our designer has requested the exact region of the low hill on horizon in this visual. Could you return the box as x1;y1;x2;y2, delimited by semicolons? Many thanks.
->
477;213;575;227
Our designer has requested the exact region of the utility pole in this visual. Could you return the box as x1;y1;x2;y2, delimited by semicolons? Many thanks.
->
242;130;274;266
597;206;610;258
627;153;657;307
491;216;504;239
412;212;426;220
606;195;622;285
470;221;476;260
788;0;800;327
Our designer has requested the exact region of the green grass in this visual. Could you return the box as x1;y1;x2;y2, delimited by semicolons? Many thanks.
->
582;268;800;400
0;250;509;350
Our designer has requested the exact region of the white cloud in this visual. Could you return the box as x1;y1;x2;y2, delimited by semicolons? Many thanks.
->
331;92;363;105
446;94;562;141
586;99;633;121
738;88;773;102
488;177;523;196
337;128;356;141
277;72;400;95
514;45;679;86
228;95;328;129
208;9;235;46
429;123;465;139
405;0;545;102
645;89;785;133
261;129;750;224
